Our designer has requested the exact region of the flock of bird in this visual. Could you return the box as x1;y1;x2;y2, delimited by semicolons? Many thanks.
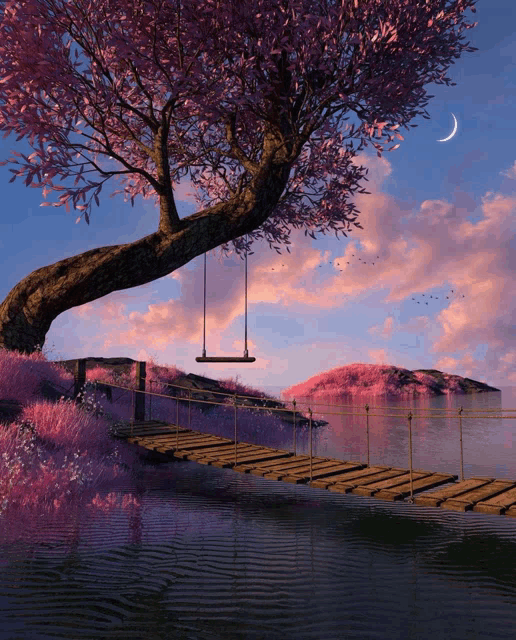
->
270;254;381;271
268;253;465;304
410;290;466;305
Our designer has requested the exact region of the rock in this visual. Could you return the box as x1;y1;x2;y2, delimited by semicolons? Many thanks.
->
51;357;137;379
413;369;500;393
53;356;137;370
155;373;328;427
37;378;76;404
0;398;24;426
0;376;85;428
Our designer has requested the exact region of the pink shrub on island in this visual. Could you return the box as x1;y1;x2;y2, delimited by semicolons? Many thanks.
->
282;363;443;401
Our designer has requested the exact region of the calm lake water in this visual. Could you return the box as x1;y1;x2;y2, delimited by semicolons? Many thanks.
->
1;386;516;640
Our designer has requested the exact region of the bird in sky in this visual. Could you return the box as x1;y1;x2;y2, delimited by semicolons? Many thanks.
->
269;251;383;272
411;290;465;304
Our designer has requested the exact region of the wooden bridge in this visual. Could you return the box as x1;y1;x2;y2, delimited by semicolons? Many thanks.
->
113;420;516;518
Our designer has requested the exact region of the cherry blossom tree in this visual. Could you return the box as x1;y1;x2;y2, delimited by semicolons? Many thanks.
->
0;0;478;355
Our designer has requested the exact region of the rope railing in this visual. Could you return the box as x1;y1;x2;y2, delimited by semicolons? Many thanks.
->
80;374;515;503
62;357;513;415
102;378;512;416
65;370;513;426
142;376;515;415
62;372;512;419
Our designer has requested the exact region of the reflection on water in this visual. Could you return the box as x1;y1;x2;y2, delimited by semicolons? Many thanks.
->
274;386;514;480
0;387;515;640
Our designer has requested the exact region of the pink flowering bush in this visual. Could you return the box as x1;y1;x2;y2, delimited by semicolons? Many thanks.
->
282;363;450;401
0;345;295;537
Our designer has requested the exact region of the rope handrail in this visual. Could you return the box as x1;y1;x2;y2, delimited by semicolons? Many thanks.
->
85;376;512;414
153;378;513;413
86;378;515;420
54;358;511;413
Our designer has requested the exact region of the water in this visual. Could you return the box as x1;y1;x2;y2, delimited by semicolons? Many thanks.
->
1;387;515;640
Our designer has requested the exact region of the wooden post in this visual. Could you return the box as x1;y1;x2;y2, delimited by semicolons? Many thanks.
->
292;398;297;455
407;411;414;503
309;408;313;484
458;406;464;482
74;359;86;400
234;392;238;466
365;404;370;467
134;361;146;422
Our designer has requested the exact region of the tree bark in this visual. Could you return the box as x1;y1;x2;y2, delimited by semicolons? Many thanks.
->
0;158;292;356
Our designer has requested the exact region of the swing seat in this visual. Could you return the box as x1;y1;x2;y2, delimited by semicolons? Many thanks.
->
195;356;256;363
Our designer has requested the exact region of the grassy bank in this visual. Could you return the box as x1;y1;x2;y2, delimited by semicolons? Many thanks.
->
0;344;302;539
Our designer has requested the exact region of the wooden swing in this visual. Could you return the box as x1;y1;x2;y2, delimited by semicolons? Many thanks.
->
196;236;256;363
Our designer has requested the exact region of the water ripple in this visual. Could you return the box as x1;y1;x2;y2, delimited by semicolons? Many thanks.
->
1;456;516;640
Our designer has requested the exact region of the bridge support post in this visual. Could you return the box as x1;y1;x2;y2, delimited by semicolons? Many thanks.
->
458;406;464;481
234;393;238;466
74;359;86;401
134;361;146;422
292;398;297;455
365;404;370;467
407;412;414;503
309;408;313;484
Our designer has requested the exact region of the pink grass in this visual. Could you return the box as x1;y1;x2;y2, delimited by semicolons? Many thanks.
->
0;347;295;542
280;362;465;401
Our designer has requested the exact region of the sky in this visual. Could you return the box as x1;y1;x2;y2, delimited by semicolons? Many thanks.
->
0;0;514;397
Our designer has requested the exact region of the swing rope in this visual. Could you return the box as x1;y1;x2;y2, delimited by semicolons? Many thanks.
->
201;250;206;358
244;236;249;358
197;235;255;363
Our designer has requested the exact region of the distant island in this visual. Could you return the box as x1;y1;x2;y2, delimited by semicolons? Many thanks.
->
281;363;501;400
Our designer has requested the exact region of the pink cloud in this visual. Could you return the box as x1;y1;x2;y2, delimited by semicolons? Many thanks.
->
64;151;515;385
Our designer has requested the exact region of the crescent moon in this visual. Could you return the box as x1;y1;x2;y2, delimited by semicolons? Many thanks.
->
437;113;458;142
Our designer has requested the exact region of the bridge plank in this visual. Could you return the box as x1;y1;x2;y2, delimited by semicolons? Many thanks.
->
251;457;331;477
209;451;294;468
128;435;232;450
352;471;434;497
374;473;458;501
150;435;232;447
235;454;312;474
179;443;257;462
199;445;286;462
154;439;235;453
310;465;390;489
283;462;364;484
473;483;516;514
441;479;516;512
117;421;516;518
328;469;408;494
413;477;494;507
264;460;348;481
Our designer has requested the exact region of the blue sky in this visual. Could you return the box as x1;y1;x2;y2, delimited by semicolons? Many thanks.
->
0;0;514;395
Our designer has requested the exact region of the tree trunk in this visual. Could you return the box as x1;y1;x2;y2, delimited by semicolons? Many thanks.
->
0;161;292;356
